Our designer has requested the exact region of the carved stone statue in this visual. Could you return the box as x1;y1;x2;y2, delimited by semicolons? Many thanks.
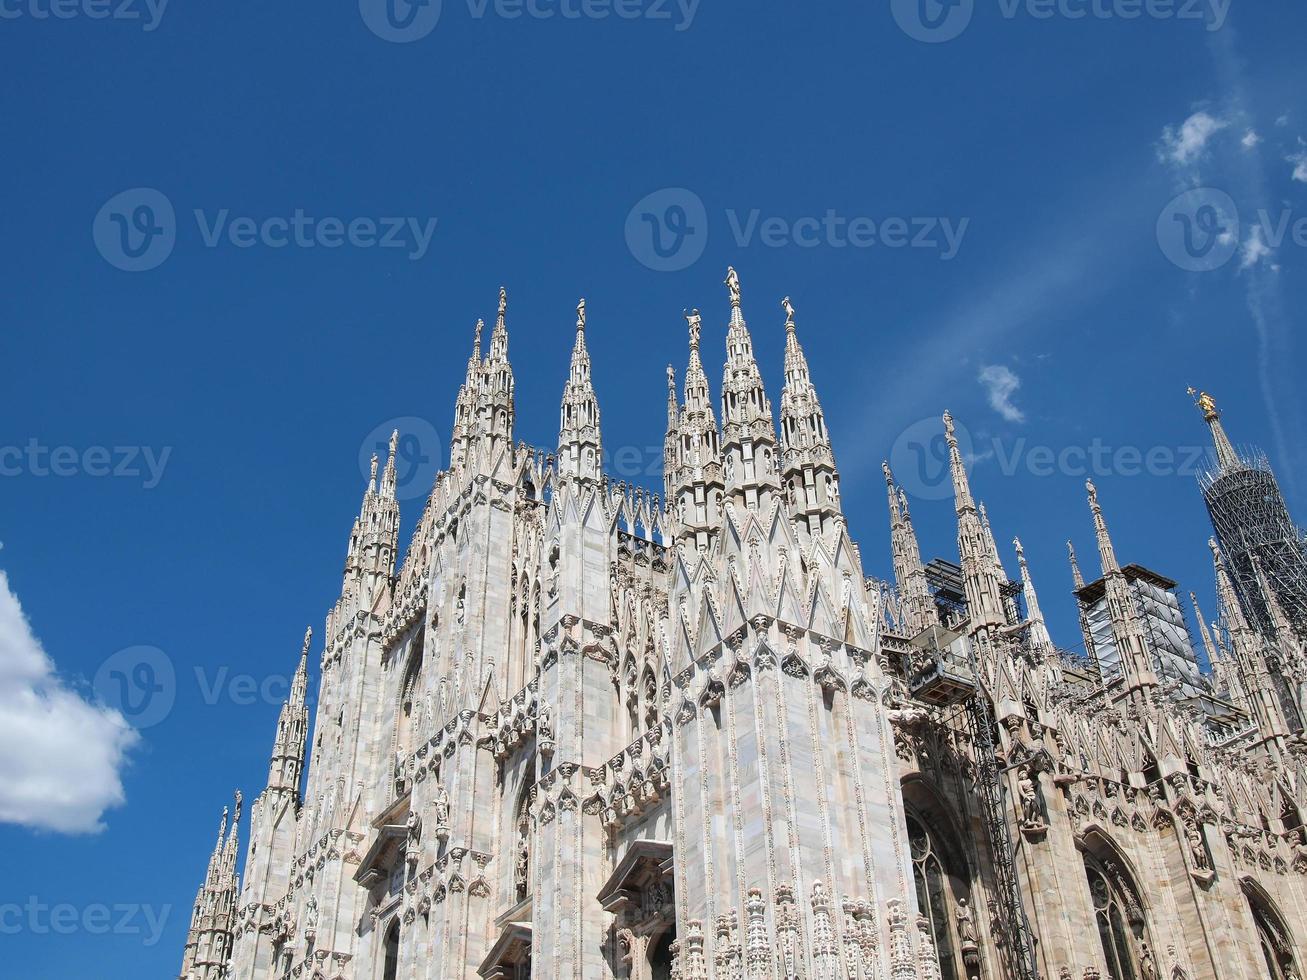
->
724;266;741;305
1018;768;1042;827
406;807;422;850
433;786;450;829
781;296;795;324
1138;942;1157;980
305;897;319;932
514;834;530;899
537;705;553;744
955;897;978;947
1187;823;1211;871
684;308;702;348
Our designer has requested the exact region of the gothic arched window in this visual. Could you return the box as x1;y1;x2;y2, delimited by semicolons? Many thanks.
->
382;919;400;980
1083;854;1151;980
906;813;964;980
1245;883;1299;980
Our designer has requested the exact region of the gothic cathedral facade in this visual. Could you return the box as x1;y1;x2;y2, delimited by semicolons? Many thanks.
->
180;272;1307;980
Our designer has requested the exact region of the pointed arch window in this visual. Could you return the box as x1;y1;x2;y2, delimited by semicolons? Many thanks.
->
1246;884;1299;980
906;813;965;980
1083;854;1151;980
381;918;400;980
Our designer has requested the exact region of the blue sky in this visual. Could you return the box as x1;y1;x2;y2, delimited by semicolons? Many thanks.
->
1;1;1306;976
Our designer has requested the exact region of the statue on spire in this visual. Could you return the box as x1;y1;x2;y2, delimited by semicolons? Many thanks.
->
781;295;796;327
1188;386;1219;422
684;308;702;349
576;298;586;332
498;286;508;319
724;266;741;307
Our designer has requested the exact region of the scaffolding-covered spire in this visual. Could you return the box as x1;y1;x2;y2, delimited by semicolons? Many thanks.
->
1188;387;1241;473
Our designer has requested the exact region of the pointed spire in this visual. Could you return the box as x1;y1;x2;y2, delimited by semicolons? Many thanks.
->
942;411;975;514
1067;540;1085;590
558;298;601;482
666;364;678;432
667;308;723;550
379;429;398;499
266;629;312;798
1086;480;1119;575
1252;551;1297;647
1015;537;1054;655
719;268;779;510
779;296;841;536
1188;387;1241;473
884;461;933;634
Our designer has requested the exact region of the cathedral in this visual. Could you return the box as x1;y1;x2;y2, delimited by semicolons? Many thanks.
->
179;270;1307;980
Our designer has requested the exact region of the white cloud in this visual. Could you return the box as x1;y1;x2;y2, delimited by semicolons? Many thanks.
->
0;571;137;833
1241;225;1273;269
978;365;1026;423
1289;142;1307;183
1276;113;1290;128
1241;129;1261;149
1159;111;1229;166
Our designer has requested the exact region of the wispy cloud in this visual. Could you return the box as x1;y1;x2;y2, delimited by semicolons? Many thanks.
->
1159;111;1229;166
1240;224;1273;269
1289;141;1307;183
0;571;137;833
1241;129;1261;149
978;365;1026;423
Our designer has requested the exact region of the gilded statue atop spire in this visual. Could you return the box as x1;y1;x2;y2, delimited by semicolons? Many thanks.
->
1187;386;1219;422
724;266;741;307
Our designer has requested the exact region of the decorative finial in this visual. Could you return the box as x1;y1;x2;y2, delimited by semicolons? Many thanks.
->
369;453;379;483
576;298;586;332
1013;535;1025;558
882;460;894;485
781;295;796;329
684;308;702;350
724;266;741;307
388;428;399;457
301;627;312;656
473;318;483;359
1086;479;1099;510
666;364;676;388
498;286;507;319
942;410;955;440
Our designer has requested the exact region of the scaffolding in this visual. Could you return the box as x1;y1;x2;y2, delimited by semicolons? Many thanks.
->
1202;455;1307;639
906;623;1041;980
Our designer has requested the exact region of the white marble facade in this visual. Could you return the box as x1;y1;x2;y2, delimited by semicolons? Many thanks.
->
180;274;1307;980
